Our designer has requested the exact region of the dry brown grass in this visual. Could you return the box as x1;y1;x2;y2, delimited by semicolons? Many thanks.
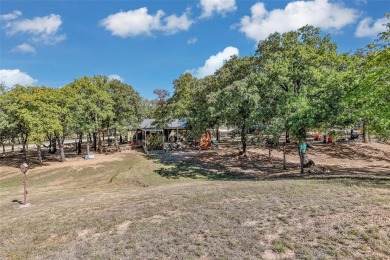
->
1;142;390;259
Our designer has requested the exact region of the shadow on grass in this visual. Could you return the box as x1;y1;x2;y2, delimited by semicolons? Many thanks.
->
314;142;390;163
11;199;23;205
0;148;84;169
155;162;258;180
0;144;127;169
151;146;390;189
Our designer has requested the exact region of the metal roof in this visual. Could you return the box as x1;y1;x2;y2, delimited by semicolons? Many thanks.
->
140;119;187;130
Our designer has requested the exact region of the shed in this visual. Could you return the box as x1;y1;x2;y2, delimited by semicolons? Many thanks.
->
132;119;187;152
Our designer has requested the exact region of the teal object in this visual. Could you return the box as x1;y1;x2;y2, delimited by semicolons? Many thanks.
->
300;143;307;151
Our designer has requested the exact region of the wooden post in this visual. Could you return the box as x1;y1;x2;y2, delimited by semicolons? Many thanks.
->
20;163;29;205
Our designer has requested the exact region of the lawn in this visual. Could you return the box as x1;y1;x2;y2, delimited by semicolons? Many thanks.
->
0;142;389;259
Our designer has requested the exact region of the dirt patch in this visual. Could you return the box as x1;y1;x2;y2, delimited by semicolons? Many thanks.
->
153;141;390;181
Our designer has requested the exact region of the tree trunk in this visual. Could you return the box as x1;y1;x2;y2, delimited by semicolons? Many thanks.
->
363;120;369;143
78;133;82;155
93;132;97;151
22;133;28;160
241;123;247;155
268;148;272;162
11;136;14;152
37;144;42;164
98;132;102;153
86;135;90;156
285;131;290;143
48;135;52;153
283;143;286;170
114;129;120;152
57;137;66;162
52;137;57;154
216;126;220;142
120;134;123;144
323;134;327;143
22;136;26;153
298;147;304;174
2;143;5;155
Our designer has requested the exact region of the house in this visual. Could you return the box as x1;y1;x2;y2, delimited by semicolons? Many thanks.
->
129;119;188;152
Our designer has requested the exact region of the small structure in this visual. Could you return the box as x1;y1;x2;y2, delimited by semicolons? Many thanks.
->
131;119;187;153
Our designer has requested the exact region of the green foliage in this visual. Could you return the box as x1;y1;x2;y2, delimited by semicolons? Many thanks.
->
140;98;158;119
256;25;346;142
146;133;164;151
208;72;262;153
107;79;142;133
64;76;114;135
0;74;142;161
344;21;390;139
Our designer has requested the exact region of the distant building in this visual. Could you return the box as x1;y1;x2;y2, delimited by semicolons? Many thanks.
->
129;119;188;151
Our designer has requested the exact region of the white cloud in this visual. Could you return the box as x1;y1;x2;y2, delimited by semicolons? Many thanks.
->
190;46;239;78
355;16;390;38
108;74;124;82
162;12;193;34
187;37;198;44
0;69;38;88
239;0;359;42
0;10;22;21
100;7;193;37
200;0;237;18
12;43;36;54
2;12;65;45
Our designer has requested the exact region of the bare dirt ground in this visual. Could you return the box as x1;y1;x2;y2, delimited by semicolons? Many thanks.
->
152;140;390;181
1;140;389;259
1;140;389;178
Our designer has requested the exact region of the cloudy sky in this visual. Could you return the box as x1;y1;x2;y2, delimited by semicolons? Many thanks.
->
0;0;388;98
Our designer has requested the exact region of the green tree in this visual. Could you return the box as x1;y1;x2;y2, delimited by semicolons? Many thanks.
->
256;26;345;173
140;98;158;119
209;73;262;155
169;73;198;120
345;17;390;142
0;86;62;163
2;86;31;157
107;79;142;149
0;89;11;154
22;87;62;163
152;88;171;128
64;76;114;156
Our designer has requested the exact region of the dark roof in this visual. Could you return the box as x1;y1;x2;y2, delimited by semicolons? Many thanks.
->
140;119;187;130
166;119;187;129
140;119;157;129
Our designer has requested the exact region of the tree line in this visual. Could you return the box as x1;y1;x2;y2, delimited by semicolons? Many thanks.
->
156;22;389;173
0;75;142;163
0;19;388;169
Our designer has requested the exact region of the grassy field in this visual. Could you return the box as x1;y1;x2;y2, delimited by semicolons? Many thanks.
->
1;146;390;259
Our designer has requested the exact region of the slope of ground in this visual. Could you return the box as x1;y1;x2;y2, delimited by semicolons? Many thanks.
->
0;142;389;259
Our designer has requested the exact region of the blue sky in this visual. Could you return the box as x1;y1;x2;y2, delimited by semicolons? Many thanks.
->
0;0;389;99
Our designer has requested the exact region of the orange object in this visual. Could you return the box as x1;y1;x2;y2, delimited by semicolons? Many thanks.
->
199;133;211;150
